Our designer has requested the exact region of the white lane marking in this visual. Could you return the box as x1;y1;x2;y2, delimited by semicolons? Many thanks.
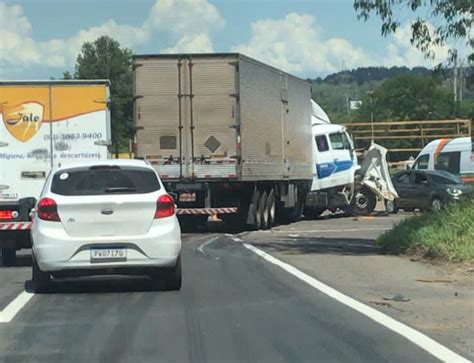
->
0;290;35;323
196;236;219;256
232;237;243;242
243;243;470;363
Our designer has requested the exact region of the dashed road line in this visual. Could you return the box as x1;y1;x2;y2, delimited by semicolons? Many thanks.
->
0;290;35;323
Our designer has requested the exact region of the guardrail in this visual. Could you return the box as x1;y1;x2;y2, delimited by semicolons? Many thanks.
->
344;119;471;152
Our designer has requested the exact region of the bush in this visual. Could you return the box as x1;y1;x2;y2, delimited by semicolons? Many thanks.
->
378;196;474;262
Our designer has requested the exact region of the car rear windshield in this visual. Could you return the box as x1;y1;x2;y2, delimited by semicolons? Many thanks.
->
51;165;161;196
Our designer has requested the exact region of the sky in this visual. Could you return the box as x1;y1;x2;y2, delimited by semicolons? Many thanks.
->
0;0;458;80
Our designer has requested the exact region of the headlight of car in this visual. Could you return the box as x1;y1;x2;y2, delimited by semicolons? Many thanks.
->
446;188;463;196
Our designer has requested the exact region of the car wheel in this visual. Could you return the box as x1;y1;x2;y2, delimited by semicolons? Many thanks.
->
430;198;442;212
151;256;182;291
384;200;399;214
1;248;17;267
164;256;182;291
353;187;377;216
32;256;51;293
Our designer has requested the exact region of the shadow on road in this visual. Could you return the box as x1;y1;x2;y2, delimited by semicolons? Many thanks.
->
25;275;172;294
262;236;383;256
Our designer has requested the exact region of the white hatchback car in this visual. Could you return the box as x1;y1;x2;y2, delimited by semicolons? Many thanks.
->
31;160;182;293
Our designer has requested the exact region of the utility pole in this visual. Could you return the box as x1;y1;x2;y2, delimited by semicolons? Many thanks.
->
367;90;374;143
453;57;458;103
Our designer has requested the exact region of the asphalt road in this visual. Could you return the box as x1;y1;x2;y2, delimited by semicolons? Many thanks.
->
0;232;442;363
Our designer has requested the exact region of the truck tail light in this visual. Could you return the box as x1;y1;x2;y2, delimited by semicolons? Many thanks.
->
155;194;175;219
0;210;17;220
37;198;61;222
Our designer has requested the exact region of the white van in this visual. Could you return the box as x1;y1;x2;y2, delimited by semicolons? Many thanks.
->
412;137;474;183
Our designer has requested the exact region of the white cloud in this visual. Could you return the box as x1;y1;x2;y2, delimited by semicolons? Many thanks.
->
232;13;458;76
0;2;31;34
147;0;224;37
383;23;450;67
161;33;214;53
232;13;375;75
0;0;223;73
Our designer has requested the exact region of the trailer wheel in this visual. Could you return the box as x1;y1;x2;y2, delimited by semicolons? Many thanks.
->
248;190;262;230
353;187;377;216
1;248;17;267
267;189;276;228
260;191;269;230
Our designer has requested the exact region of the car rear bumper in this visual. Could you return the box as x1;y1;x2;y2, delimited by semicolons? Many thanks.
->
32;217;181;272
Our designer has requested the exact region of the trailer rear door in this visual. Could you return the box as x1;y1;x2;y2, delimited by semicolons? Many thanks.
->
134;55;238;180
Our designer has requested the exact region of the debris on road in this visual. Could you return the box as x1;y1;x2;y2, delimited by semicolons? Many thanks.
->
383;294;411;302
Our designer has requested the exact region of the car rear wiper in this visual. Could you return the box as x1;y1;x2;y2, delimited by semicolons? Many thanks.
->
104;187;137;193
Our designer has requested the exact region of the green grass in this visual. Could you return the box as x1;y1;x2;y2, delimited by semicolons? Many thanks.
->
378;196;474;262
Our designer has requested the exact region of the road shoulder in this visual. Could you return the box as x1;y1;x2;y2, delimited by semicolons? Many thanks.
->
241;218;474;360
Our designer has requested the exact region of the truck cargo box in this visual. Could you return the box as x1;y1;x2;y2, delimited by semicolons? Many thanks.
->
133;53;312;182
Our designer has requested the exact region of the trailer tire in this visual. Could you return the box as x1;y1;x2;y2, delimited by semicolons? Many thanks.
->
260;191;270;230
249;190;262;230
267;189;276;228
1;248;16;267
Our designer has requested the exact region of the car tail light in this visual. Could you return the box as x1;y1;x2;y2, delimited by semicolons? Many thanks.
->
37;198;61;222
155;194;175;219
0;210;17;220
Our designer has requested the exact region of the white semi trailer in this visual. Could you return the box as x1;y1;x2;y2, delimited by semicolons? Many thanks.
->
133;53;395;229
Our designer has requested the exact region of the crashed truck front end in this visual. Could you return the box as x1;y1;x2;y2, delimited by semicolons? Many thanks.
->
358;143;398;202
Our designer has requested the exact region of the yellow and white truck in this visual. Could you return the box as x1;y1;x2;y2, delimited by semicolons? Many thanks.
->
0;80;111;265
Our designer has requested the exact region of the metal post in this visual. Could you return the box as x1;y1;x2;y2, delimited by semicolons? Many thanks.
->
188;57;195;178
177;58;183;179
48;84;54;168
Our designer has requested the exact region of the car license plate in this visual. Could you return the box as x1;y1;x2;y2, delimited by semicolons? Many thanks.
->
179;192;196;202
90;248;127;263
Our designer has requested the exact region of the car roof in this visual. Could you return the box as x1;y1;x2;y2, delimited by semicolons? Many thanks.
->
52;159;151;173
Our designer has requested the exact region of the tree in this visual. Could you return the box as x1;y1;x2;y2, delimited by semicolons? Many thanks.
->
356;75;455;121
62;71;73;80
353;1;473;64
72;36;133;153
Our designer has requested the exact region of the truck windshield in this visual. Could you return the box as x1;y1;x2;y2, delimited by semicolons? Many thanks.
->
51;166;160;196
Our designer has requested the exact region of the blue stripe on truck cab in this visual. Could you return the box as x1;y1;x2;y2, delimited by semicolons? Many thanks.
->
316;160;353;179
